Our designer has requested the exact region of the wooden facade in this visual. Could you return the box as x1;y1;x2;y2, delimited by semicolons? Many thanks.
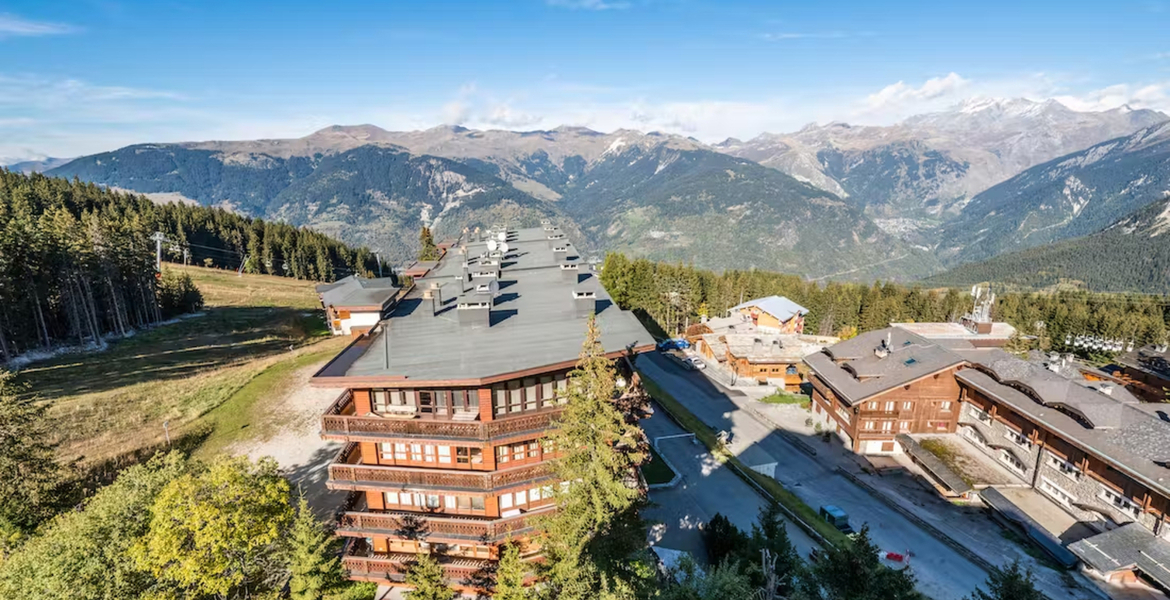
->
321;360;644;592
809;365;965;454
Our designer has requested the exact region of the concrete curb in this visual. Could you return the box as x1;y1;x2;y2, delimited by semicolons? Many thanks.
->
647;437;687;490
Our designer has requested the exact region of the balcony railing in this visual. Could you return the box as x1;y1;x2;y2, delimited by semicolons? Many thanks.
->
337;505;554;543
342;543;491;584
322;406;563;441
328;444;553;492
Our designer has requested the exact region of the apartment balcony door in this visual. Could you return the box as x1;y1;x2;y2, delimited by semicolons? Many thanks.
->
418;391;439;418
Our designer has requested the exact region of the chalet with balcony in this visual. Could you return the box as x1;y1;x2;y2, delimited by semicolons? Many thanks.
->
316;276;401;336
312;224;653;593
1114;343;1170;403
728;295;808;334
805;329;967;455
808;327;1170;590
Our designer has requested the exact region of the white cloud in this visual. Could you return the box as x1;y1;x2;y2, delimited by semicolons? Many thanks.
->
1053;82;1170;112
0;13;79;38
547;0;630;10
863;72;970;111
482;104;542;128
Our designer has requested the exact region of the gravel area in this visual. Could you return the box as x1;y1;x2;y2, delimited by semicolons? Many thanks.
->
231;361;348;517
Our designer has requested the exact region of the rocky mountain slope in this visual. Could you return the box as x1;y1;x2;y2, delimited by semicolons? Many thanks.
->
934;121;1170;265
48;126;936;280
716;99;1166;229
924;192;1170;293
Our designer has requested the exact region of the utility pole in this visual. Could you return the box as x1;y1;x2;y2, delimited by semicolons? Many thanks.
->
150;232;166;272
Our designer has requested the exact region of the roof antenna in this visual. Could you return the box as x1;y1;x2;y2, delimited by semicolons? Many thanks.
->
383;322;391;370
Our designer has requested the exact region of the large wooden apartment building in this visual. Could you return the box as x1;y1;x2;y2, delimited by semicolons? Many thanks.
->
311;224;653;592
806;327;1170;589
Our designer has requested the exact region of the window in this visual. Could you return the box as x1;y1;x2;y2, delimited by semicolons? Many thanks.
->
867;401;878;410
471;496;485;511
940;401;952;412
385;492;400;505
528;442;540;459
1046;454;1082;480
394;443;407;462
884;401;895;412
999;450;1026;474
1040;477;1074;507
864;421;875;430
881;421;893;432
410;444;423;462
372;390;388;412
438;446;452;464
508;381;523;413
903;401;913;410
418;391;435;415
379;443;393;461
426;495;440;509
786;365;798;376
424;445;436;463
515;490;527;505
1003;430;1032;449
899;421;910;432
530;487;542;501
513;443;525;462
1099;487;1141;518
445;496;456;509
500;493;513;509
524;378;539;411
497;446;510;464
457;447;482;465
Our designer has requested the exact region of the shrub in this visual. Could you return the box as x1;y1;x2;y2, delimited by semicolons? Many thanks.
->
157;270;204;318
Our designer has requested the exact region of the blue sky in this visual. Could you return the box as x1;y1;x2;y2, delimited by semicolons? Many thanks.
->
2;0;1169;160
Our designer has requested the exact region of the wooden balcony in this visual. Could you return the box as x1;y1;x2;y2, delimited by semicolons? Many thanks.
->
322;399;563;442
342;541;491;586
328;443;553;492
336;505;554;543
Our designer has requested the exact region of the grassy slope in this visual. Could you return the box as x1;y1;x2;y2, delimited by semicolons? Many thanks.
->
17;265;336;465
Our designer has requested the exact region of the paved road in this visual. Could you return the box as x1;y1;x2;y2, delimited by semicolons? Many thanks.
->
642;408;820;565
638;352;990;600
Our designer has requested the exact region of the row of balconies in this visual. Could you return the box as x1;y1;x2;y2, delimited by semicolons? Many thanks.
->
327;442;552;492
322;390;563;441
336;504;554;544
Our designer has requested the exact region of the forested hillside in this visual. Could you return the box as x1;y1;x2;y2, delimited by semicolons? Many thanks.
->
924;194;1170;293
600;253;1169;349
0;170;382;362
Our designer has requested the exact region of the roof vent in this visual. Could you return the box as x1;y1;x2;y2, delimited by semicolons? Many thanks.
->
1098;383;1114;396
573;289;598;318
560;262;580;281
456;296;491;327
875;334;891;359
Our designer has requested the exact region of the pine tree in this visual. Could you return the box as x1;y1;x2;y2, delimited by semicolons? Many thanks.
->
965;560;1042;600
798;525;921;600
287;494;340;600
404;553;455;600
0;370;66;532
419;226;440;261
536;315;650;599
494;540;528;600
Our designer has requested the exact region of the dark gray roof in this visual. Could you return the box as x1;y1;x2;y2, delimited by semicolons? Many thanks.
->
1069;523;1170;587
957;368;1170;499
1116;344;1170;381
895;434;972;495
804;329;966;405
314;227;652;382
316;275;399;309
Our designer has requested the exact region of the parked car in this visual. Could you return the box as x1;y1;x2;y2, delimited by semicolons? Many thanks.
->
819;504;856;536
685;357;706;370
656;338;691;352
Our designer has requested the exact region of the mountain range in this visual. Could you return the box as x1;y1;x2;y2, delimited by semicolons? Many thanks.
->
34;97;1170;288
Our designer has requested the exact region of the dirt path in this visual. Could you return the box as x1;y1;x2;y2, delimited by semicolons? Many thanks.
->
230;361;348;518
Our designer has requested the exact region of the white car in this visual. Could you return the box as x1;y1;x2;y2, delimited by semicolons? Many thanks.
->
685;357;706;370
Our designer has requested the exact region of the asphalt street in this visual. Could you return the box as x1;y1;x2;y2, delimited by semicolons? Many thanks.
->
638;351;991;600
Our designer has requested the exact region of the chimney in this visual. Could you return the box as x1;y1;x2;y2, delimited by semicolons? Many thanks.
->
429;282;442;314
573;289;598;318
875;334;890;359
546;232;566;248
457;295;491;327
560;262;580;282
552;244;569;259
753;338;764;355
771;338;781;356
